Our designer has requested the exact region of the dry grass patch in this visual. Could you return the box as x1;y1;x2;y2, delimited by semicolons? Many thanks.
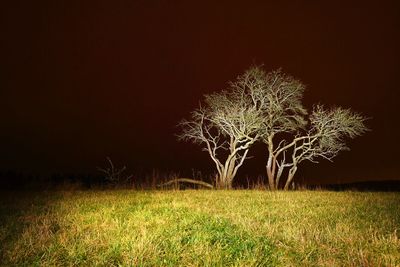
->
0;190;399;266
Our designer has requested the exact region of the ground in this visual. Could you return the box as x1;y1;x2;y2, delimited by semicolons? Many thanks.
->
1;190;399;266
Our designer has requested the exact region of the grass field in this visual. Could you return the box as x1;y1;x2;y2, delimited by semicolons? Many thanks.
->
0;190;399;266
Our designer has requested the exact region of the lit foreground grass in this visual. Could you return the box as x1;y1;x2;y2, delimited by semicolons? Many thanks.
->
0;190;399;266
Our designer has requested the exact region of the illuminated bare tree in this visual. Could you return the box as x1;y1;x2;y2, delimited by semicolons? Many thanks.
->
242;69;307;190
178;69;264;189
273;105;368;189
178;66;368;190
241;69;367;190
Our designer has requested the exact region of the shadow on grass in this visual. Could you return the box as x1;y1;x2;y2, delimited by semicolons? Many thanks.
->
0;191;62;264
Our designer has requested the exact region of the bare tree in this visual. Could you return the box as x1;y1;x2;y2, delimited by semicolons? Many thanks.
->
178;69;264;189
273;105;368;189
242;69;307;190
178;66;368;190
97;157;133;185
242;68;368;190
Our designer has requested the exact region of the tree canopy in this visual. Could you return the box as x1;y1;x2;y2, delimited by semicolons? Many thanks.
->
178;66;368;190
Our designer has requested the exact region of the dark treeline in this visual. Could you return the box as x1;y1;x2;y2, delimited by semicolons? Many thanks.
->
307;180;400;192
0;170;103;190
0;170;213;191
0;170;399;191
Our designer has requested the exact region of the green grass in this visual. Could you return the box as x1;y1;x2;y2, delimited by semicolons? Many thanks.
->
1;190;399;266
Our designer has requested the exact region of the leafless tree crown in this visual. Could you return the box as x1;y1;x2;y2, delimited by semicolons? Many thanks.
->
178;66;368;190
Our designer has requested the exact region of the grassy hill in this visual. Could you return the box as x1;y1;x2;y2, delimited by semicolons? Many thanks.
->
1;190;399;266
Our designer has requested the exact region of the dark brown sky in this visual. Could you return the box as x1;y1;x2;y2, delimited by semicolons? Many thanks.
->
1;1;399;183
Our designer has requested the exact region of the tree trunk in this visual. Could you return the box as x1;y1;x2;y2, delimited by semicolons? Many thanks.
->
266;156;275;190
266;135;276;190
218;178;232;189
227;155;236;185
216;172;233;190
275;164;285;189
266;168;275;190
284;166;297;190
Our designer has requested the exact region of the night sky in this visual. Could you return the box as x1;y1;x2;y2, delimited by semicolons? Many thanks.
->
1;1;399;183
